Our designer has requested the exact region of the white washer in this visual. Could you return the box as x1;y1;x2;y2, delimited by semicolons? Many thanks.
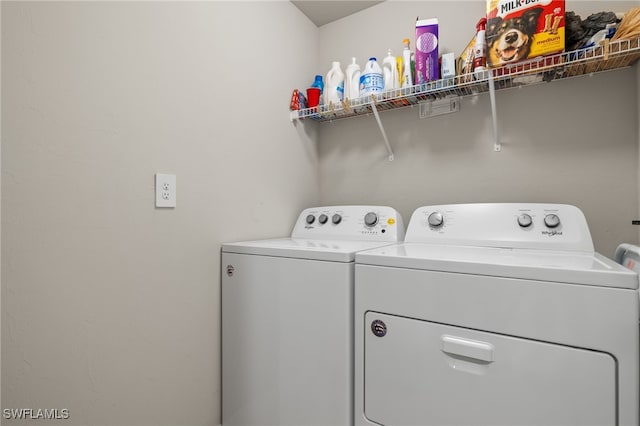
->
222;206;405;426
354;203;639;426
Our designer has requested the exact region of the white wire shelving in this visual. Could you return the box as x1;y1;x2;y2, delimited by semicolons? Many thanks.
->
290;36;640;160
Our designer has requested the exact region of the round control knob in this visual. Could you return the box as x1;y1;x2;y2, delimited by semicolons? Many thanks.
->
517;213;533;228
427;212;444;228
305;214;315;225
332;214;342;225
364;212;379;227
318;214;328;224
544;214;560;228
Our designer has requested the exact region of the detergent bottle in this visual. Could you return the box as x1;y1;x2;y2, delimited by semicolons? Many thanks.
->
401;38;413;88
382;49;399;91
344;57;361;100
324;61;344;106
311;75;324;96
396;57;403;88
360;57;384;98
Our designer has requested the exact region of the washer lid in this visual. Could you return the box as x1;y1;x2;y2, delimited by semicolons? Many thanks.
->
222;238;398;262
356;243;639;289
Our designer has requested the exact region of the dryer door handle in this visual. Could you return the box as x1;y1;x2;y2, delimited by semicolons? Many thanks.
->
441;335;494;363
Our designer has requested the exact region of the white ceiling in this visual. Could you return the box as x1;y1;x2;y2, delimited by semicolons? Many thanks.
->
291;1;384;27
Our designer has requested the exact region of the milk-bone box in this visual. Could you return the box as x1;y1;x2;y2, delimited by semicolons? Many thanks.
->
486;0;565;68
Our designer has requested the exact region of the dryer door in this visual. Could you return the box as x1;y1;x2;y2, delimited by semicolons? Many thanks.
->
364;312;616;426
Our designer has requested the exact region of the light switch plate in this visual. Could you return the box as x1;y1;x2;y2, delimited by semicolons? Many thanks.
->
155;173;176;208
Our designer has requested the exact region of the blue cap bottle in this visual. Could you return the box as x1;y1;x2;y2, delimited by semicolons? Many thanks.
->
311;75;324;95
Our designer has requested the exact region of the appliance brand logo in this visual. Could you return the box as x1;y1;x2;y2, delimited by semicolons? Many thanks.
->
541;230;563;237
371;320;387;337
496;0;551;17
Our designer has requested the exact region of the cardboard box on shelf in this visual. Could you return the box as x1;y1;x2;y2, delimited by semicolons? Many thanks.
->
486;0;565;68
415;18;439;83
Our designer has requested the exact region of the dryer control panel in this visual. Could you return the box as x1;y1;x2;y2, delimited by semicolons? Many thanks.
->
292;206;405;242
406;203;594;252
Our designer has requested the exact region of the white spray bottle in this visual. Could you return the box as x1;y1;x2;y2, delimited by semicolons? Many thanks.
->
473;18;487;79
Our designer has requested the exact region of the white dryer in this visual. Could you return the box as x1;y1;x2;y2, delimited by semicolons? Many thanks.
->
222;206;405;426
354;203;639;426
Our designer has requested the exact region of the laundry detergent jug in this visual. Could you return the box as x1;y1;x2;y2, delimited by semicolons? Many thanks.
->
324;61;344;106
360;57;384;98
344;57;361;100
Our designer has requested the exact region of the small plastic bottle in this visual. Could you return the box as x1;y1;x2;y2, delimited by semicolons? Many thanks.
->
410;52;416;85
311;75;324;96
401;39;413;88
473;17;487;79
344;58;361;100
360;57;384;98
324;62;344;105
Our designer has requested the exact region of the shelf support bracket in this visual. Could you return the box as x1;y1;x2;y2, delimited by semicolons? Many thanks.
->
488;74;501;152
370;96;394;161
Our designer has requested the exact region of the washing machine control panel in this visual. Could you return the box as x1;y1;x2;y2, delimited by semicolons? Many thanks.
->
292;206;405;242
406;203;594;252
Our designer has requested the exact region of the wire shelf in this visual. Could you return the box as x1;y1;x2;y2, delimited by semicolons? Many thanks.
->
291;36;640;123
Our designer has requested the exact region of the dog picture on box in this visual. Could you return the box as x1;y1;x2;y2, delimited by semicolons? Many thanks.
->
486;0;565;67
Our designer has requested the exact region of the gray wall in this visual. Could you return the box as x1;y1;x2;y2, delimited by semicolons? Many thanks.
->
318;0;640;257
1;2;318;425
